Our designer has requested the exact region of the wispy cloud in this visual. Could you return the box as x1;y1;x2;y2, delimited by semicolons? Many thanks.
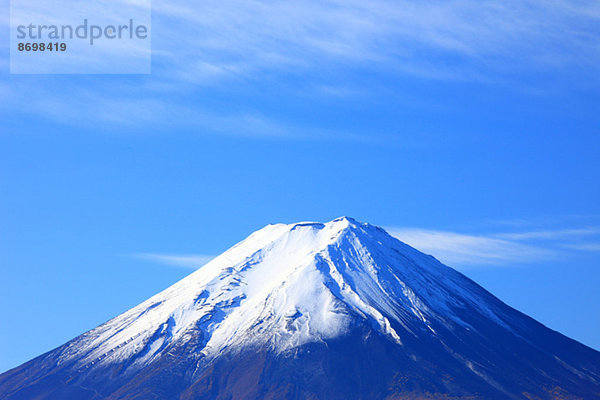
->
562;243;600;252
135;0;572;85
2;0;600;136
387;228;556;267
132;253;215;269
494;228;600;241
387;224;600;269
484;214;600;228
148;0;600;84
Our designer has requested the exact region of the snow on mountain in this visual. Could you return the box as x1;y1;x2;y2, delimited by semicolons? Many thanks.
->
57;217;508;370
1;217;599;400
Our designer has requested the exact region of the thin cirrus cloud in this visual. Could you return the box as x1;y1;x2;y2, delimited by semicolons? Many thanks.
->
387;225;600;269
562;243;600;252
2;0;600;137
387;228;556;267
494;227;600;241
150;0;600;84
5;0;600;81
133;253;215;269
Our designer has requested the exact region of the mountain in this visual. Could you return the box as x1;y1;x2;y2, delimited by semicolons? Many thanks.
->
1;217;599;400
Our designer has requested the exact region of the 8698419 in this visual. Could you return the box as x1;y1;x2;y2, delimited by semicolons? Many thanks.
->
17;42;67;51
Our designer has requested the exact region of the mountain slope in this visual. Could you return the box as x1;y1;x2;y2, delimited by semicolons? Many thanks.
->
1;217;599;399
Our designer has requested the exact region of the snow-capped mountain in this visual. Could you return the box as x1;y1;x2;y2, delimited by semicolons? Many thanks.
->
1;217;599;399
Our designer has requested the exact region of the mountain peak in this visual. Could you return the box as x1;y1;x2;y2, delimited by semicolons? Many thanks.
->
2;218;599;400
273;216;361;233
331;215;359;224
15;218;486;364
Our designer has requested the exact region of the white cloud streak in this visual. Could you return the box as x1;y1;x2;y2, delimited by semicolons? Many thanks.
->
562;243;600;252
494;228;600;241
133;253;215;269
148;0;600;84
8;1;600;73
387;228;556;267
387;225;600;269
2;0;600;136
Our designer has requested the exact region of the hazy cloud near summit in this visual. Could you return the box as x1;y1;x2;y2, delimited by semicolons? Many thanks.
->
388;225;600;269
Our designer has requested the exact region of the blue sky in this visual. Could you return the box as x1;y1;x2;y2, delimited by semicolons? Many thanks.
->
1;0;600;373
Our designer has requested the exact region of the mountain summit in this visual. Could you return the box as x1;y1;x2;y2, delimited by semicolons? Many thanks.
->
1;217;599;399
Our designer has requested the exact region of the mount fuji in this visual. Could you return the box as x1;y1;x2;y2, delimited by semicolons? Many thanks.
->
1;217;599;399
